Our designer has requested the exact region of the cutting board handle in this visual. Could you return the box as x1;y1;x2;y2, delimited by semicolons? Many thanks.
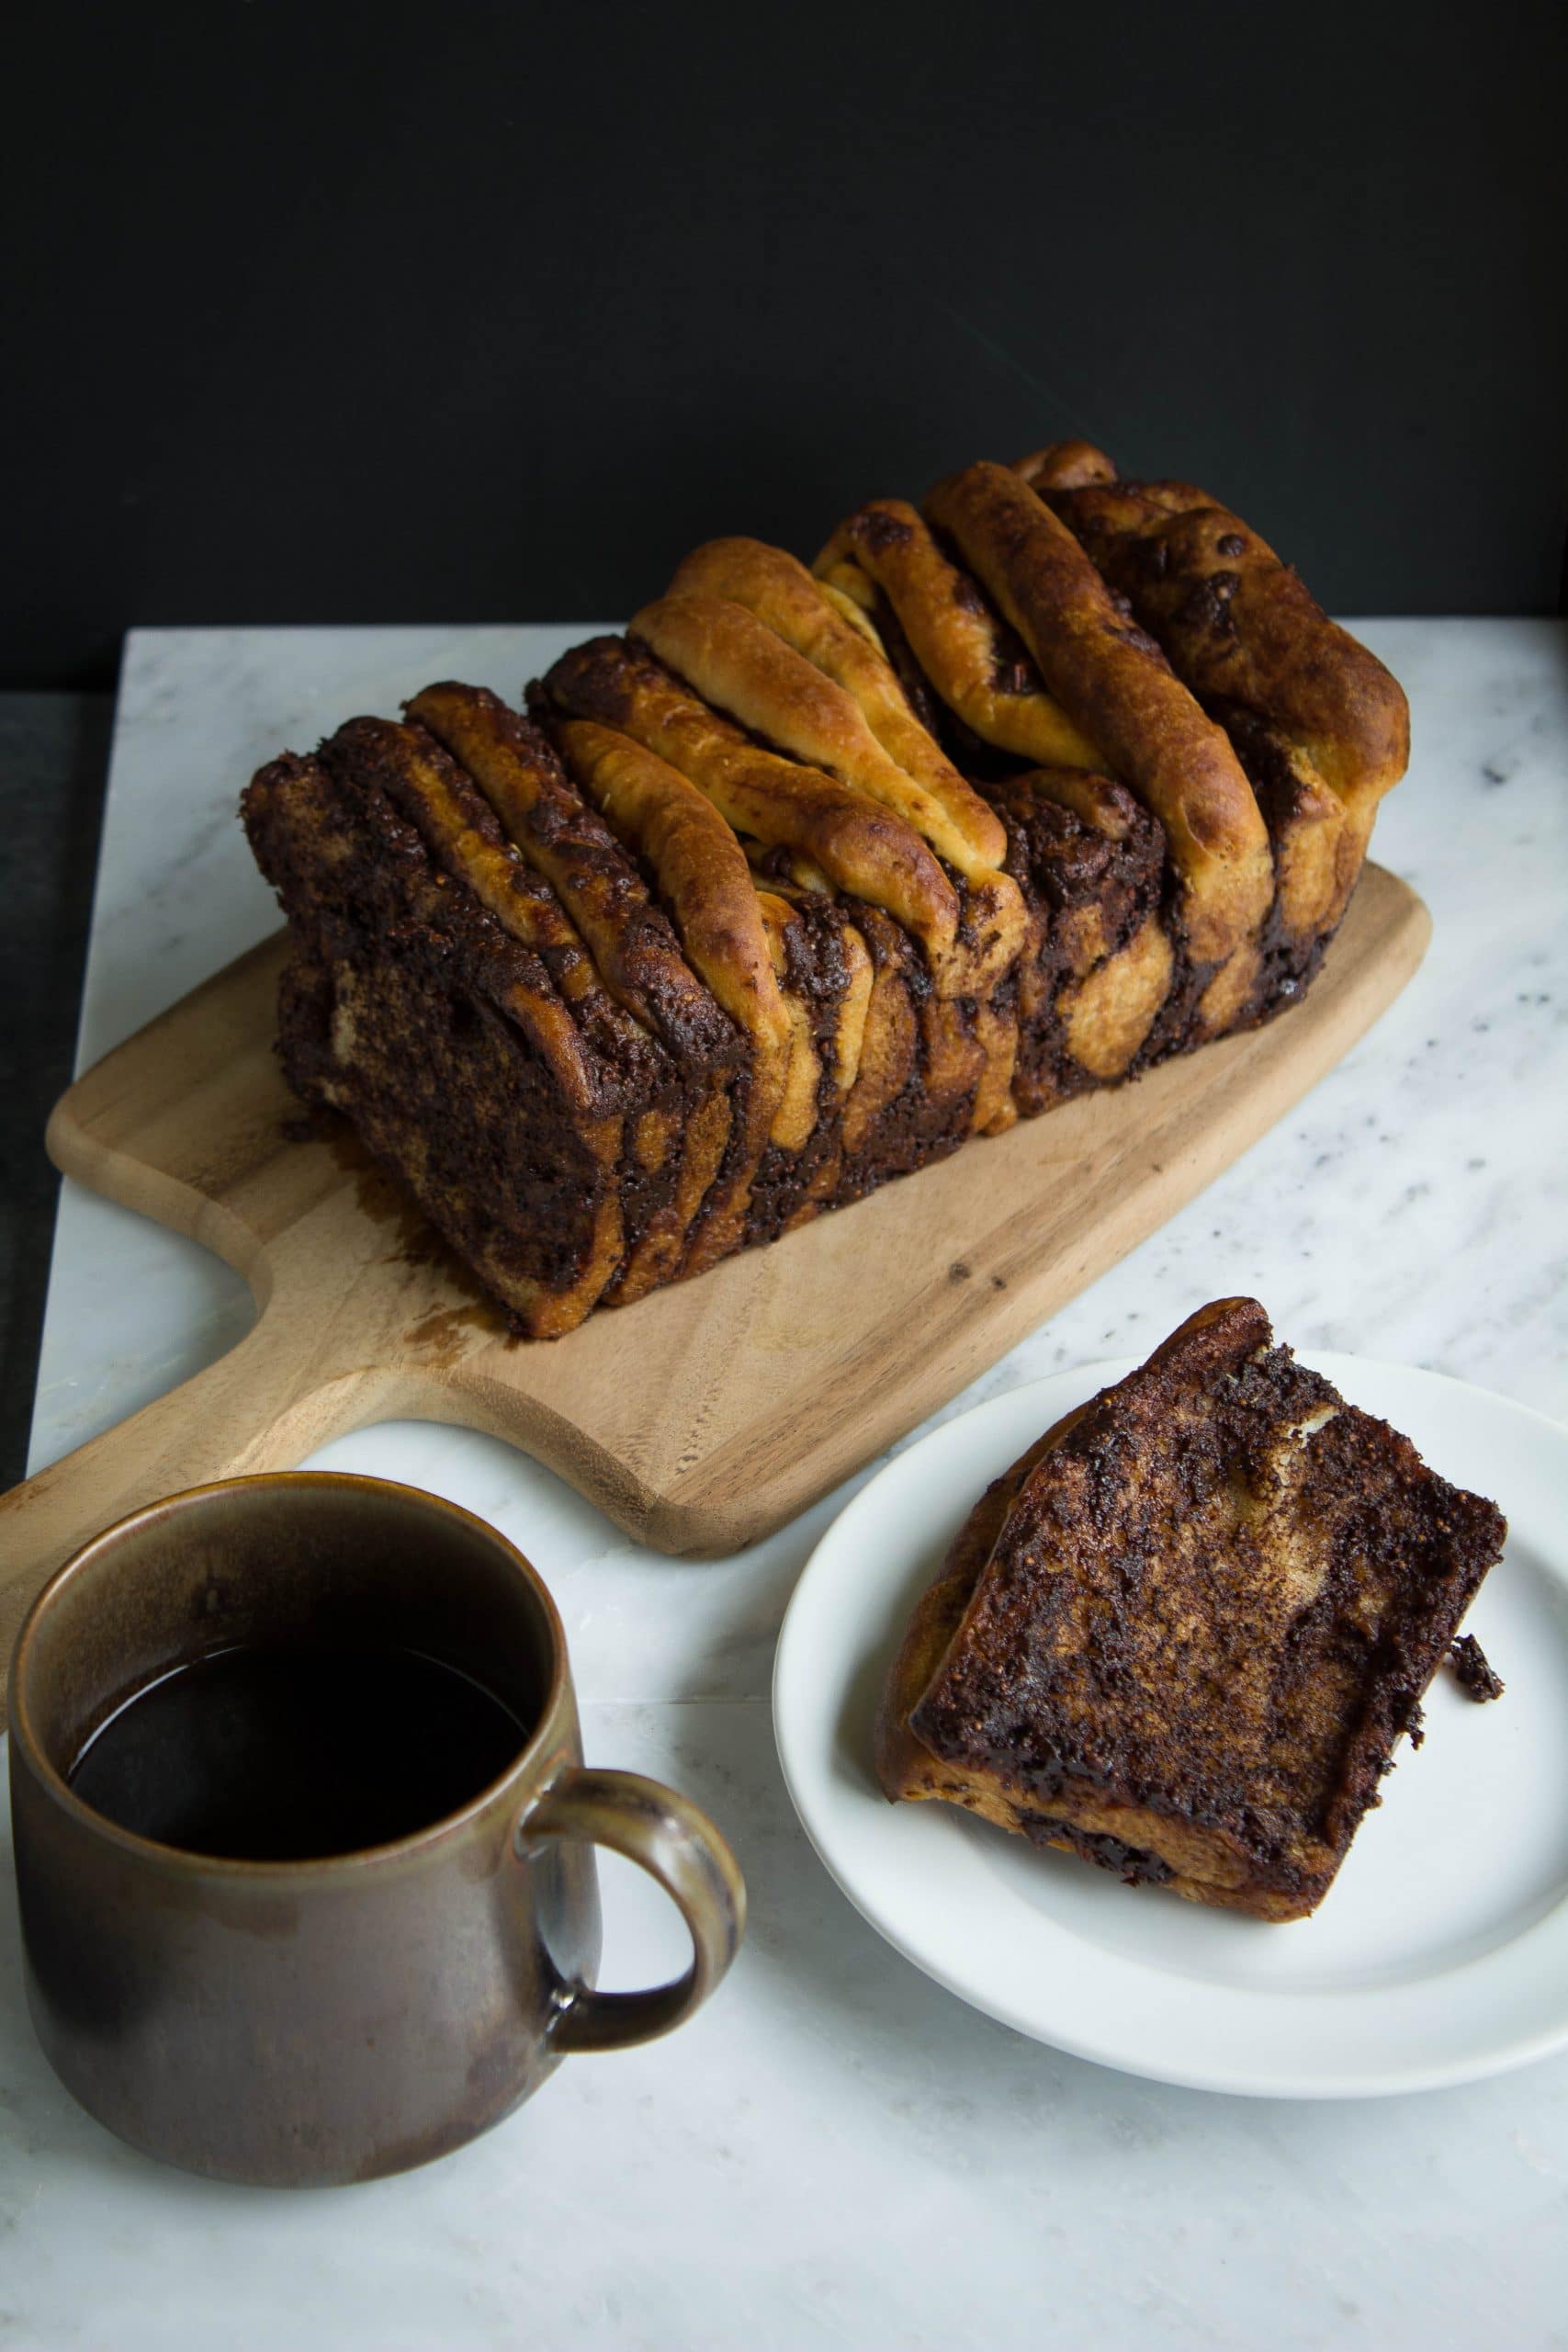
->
0;1315;399;1732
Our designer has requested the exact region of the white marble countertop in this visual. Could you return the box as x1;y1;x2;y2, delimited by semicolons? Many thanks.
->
4;619;1566;2348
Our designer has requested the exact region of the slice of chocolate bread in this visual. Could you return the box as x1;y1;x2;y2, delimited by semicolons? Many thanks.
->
876;1299;1506;1918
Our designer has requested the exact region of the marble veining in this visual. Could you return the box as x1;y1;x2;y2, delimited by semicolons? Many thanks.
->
6;618;1567;2347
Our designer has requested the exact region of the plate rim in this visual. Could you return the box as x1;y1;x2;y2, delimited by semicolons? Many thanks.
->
773;1351;1568;2099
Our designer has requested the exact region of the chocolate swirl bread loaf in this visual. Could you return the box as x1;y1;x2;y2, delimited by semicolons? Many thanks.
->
242;447;1409;1337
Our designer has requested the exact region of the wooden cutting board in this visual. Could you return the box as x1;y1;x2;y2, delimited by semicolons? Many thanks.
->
0;865;1428;1705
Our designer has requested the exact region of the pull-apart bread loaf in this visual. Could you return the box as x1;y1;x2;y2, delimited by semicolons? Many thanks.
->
876;1301;1506;1919
243;446;1410;1337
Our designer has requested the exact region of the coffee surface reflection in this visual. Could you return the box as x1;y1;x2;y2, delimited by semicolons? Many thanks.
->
69;1645;529;1860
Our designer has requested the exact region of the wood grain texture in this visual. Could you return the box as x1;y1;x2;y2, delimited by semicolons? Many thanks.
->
0;866;1428;1717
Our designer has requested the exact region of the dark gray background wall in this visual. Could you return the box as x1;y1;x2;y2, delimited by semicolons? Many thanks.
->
6;0;1565;688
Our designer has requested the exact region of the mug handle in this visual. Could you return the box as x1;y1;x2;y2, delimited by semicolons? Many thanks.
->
520;1767;746;2053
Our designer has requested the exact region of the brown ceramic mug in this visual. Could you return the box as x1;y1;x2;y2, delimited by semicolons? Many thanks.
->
7;1472;745;2188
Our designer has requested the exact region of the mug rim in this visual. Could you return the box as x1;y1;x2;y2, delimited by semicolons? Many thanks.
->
8;1469;572;1881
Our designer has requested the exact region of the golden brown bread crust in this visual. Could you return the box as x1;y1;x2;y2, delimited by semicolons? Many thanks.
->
924;463;1274;973
547;635;968;990
1004;762;1136;842
1018;439;1407;966
818;453;1401;1027
631;591;1028;1001
663;537;1010;871
877;1301;1507;1920
630;593;965;865
816;499;1105;773
1018;443;1411;835
1019;438;1117;492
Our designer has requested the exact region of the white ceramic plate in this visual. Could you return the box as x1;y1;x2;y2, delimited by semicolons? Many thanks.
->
773;1354;1568;2098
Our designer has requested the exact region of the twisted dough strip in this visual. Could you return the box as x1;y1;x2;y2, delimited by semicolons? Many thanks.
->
549;704;886;1263
631;594;1027;999
660;537;1009;871
407;683;731;1070
815;500;1104;773
354;699;734;1308
321;719;625;1121
924;464;1273;975
551;714;818;1271
631;591;985;880
798;547;1171;1052
544;638;967;991
1018;445;1408;945
1017;445;1409;835
550;716;793;1139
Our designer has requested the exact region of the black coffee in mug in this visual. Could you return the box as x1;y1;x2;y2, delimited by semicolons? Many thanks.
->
69;1644;529;1860
14;1475;743;2185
